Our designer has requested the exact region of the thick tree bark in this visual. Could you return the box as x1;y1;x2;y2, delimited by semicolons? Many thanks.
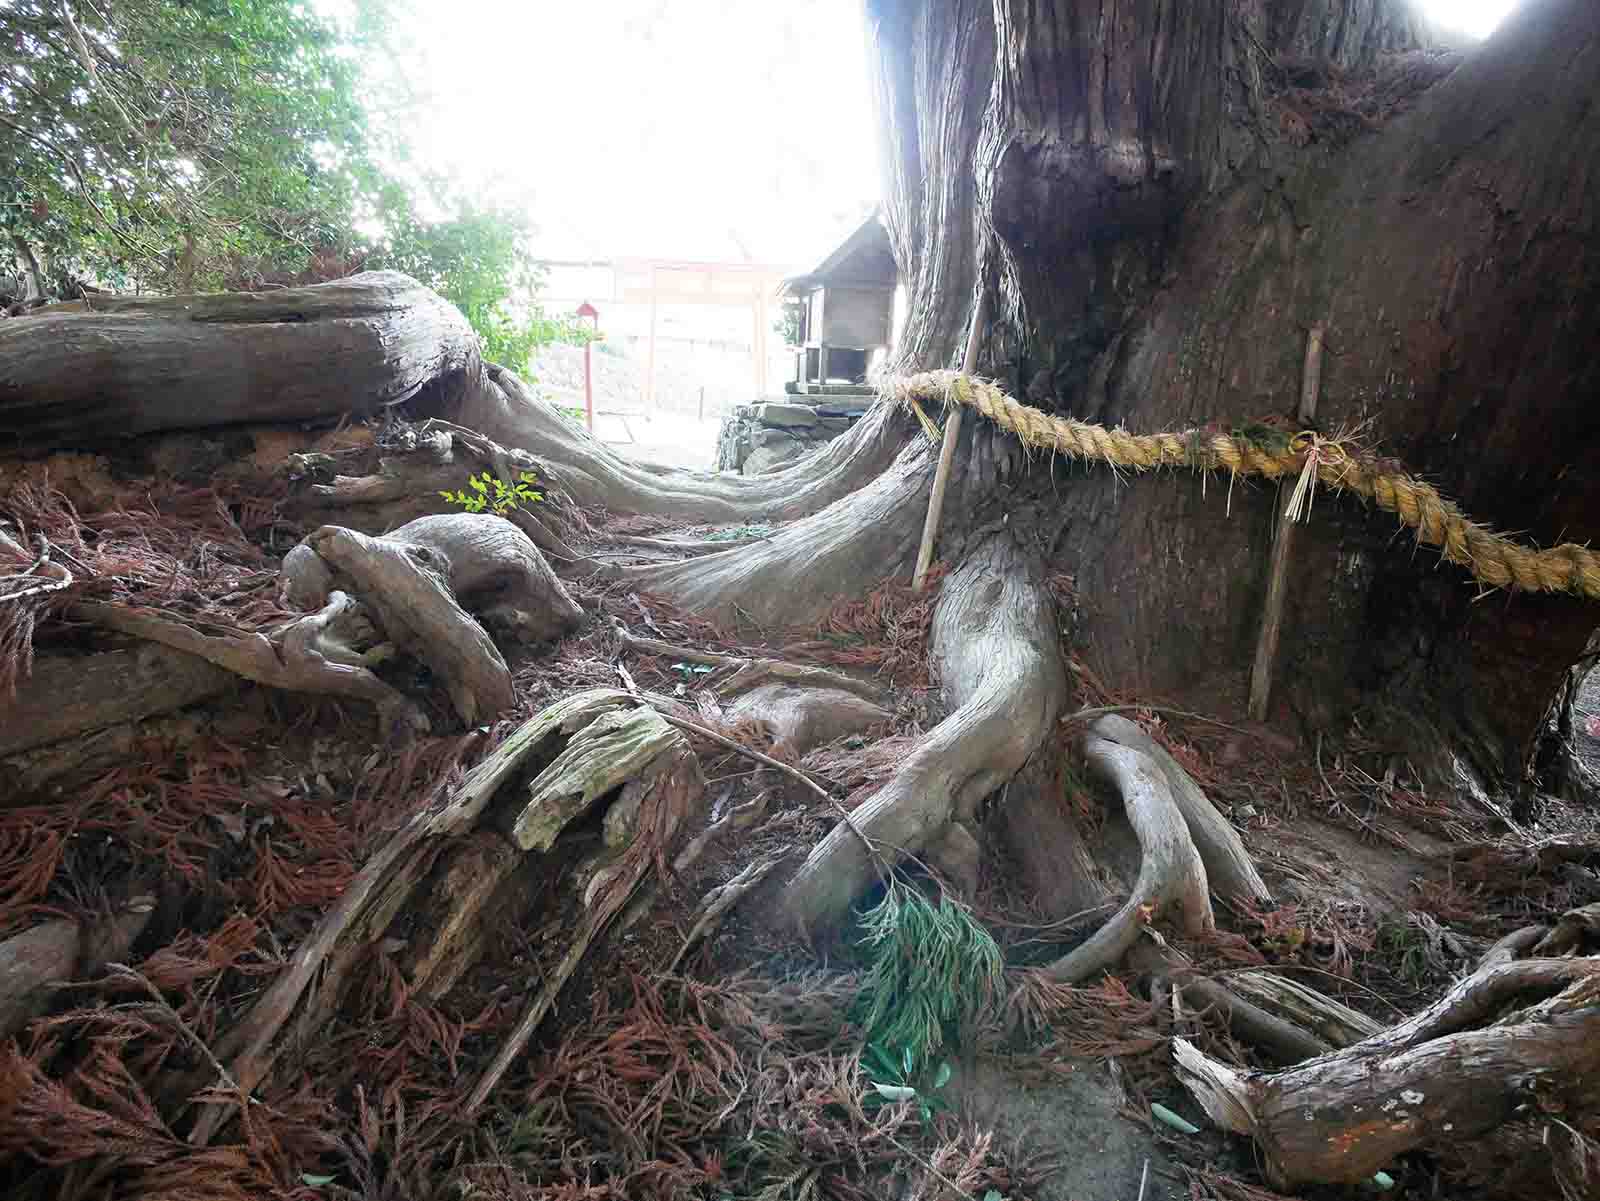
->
868;0;995;373
881;0;1600;788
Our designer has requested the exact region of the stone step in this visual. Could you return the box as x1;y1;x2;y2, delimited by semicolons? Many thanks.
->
752;401;819;428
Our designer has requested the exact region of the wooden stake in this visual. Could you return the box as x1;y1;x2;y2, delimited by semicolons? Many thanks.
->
1248;323;1324;722
912;289;989;591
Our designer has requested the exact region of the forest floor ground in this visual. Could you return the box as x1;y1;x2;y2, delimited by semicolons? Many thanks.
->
3;429;1597;1201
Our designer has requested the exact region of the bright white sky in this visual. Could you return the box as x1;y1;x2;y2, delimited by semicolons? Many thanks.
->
361;0;1518;270
383;0;879;270
1417;0;1518;38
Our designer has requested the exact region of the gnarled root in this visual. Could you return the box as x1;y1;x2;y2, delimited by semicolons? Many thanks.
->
722;685;892;759
1089;714;1270;905
1175;920;1600;1194
1038;710;1274;982
70;594;429;738
291;418;594;567
781;533;1067;933
294;515;582;724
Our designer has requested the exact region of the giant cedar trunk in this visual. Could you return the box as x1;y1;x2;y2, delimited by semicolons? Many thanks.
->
876;0;1600;786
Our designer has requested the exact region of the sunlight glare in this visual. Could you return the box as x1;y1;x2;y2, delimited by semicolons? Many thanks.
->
1415;0;1518;39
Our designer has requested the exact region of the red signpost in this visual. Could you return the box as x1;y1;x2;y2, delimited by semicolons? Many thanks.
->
576;301;599;433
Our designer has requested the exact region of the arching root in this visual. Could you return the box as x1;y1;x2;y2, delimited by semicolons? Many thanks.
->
1044;734;1214;982
781;533;1068;934
1090;714;1270;905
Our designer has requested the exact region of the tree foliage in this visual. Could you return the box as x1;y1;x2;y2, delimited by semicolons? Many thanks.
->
1;0;371;292
371;199;591;374
0;0;579;369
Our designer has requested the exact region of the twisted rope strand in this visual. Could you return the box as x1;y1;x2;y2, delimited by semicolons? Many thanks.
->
886;371;1600;602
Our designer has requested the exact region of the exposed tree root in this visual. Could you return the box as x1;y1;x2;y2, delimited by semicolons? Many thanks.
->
1176;918;1600;1192
782;534;1067;933
616;628;895;762
453;364;910;523
722;683;893;759
613;624;888;704
620;444;938;628
301;523;512;725
1045;735;1214;983
1090;714;1271;905
992;756;1115;920
290;417;597;568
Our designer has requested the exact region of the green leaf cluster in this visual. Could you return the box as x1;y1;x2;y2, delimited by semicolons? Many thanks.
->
439;471;543;517
854;877;1002;1084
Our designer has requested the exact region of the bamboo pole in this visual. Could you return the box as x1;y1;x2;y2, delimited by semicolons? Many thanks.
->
1248;323;1325;722
911;290;990;591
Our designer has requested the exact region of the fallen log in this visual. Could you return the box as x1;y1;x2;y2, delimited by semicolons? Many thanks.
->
0;645;233;757
0;272;482;445
1176;950;1600;1191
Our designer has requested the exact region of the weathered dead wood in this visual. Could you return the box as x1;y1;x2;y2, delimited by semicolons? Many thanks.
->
0;898;153;1036
305;525;514;725
197;689;650;1141
428;688;633;836
0;644;233;756
1534;900;1600;956
0;272;482;445
1176;973;1334;1065
399;832;523;1000
1044;736;1214;983
465;741;704;1112
503;705;683;851
69;595;428;738
1220;970;1383;1049
1176;955;1600;1189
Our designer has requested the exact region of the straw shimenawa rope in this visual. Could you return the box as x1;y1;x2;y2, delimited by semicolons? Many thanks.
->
887;370;1600;602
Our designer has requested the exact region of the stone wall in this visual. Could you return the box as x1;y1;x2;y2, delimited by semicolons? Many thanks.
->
716;395;872;474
